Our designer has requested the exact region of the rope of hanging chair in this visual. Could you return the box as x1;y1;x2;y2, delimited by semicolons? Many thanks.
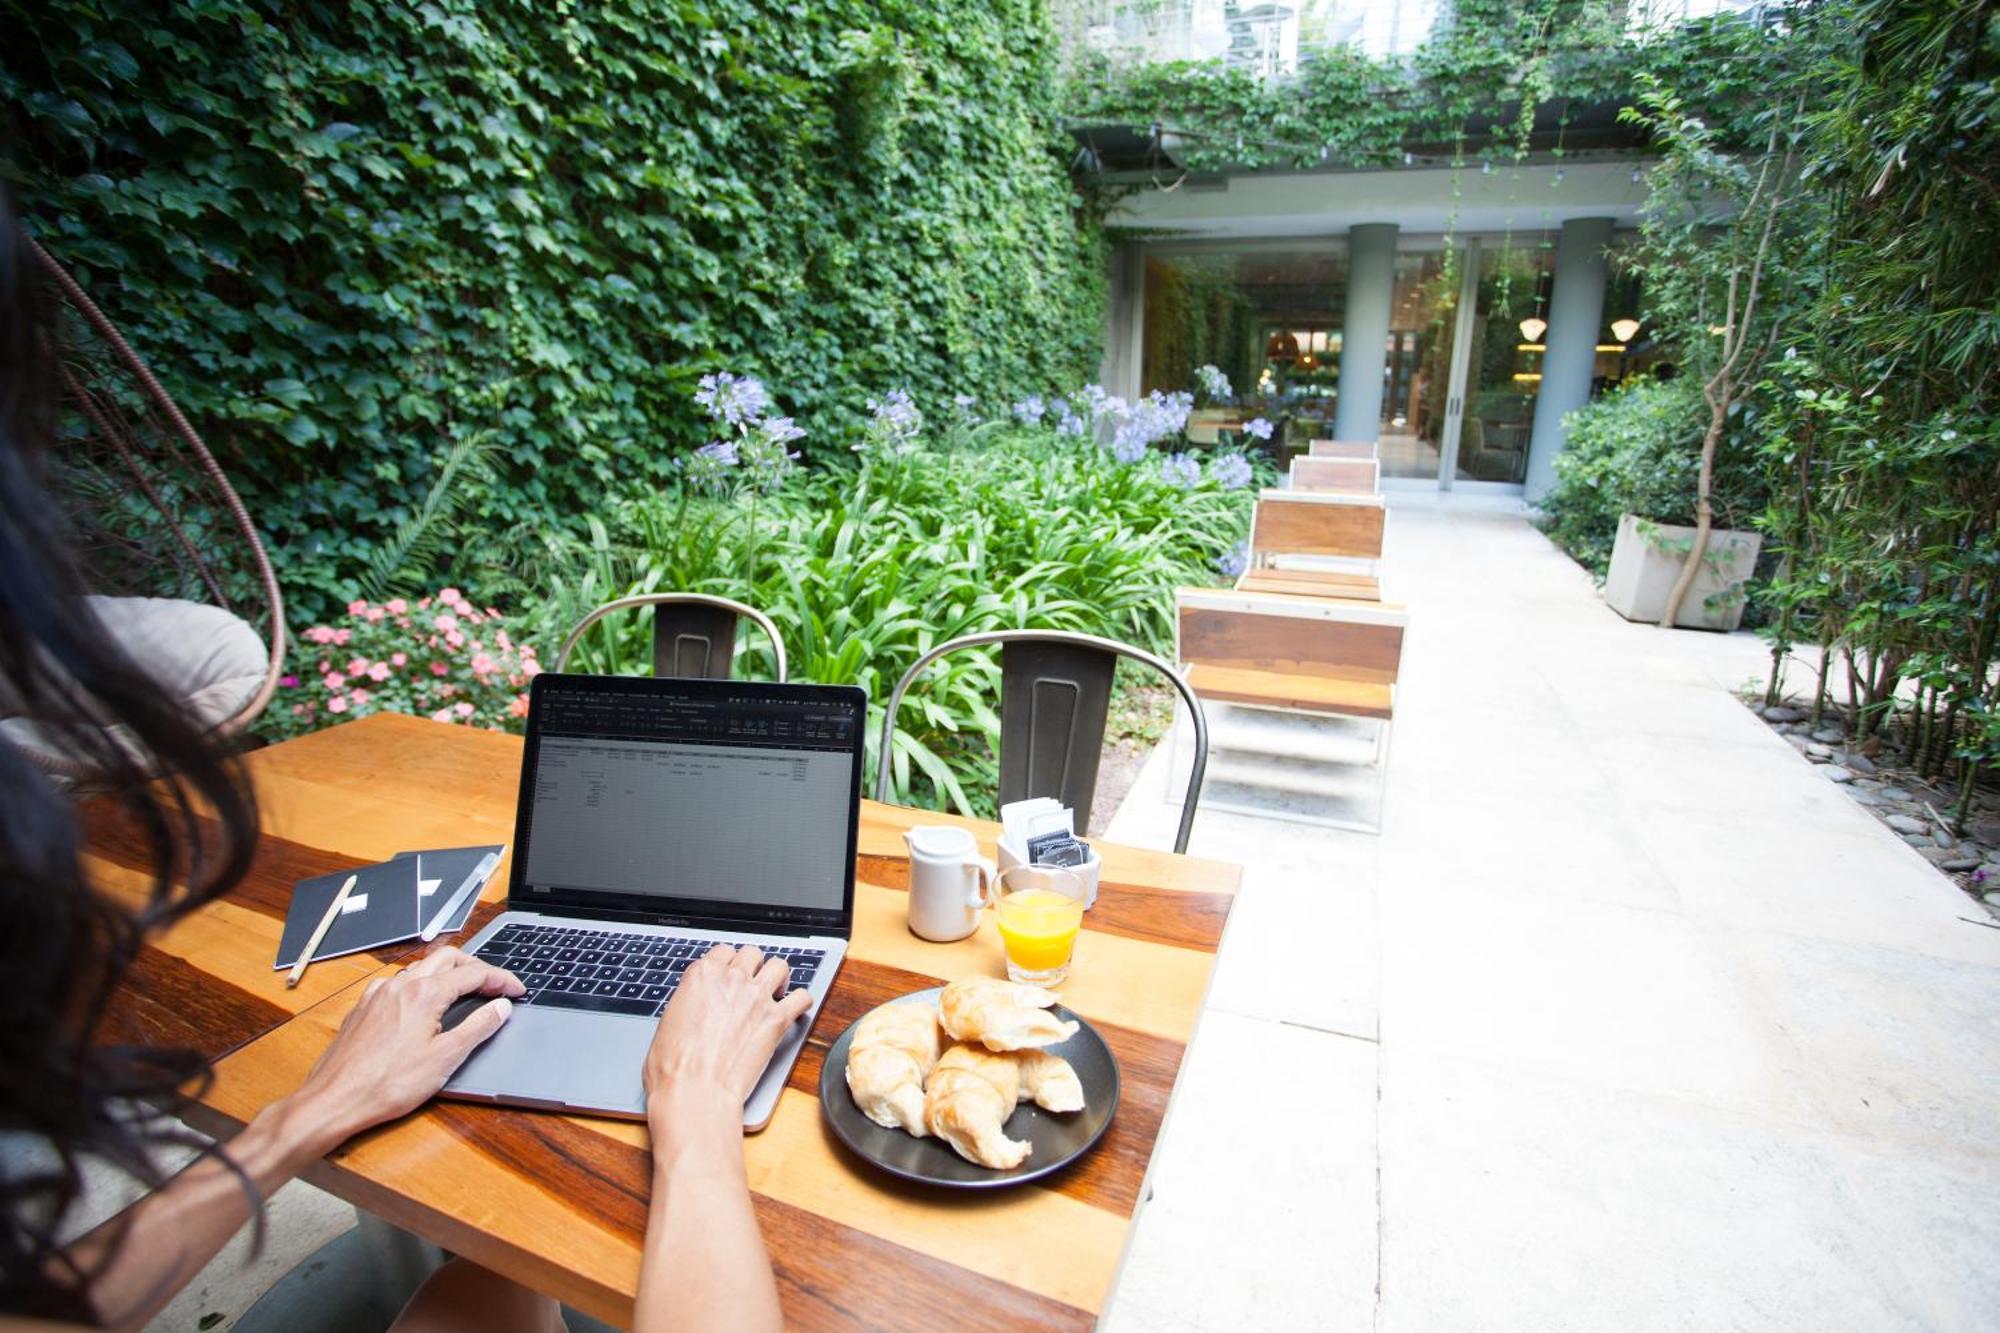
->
28;237;288;756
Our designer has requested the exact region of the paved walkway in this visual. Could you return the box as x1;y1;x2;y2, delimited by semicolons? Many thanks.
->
1102;504;2000;1332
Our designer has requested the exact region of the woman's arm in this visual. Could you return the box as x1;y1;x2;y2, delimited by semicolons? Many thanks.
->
632;946;812;1333
63;947;523;1330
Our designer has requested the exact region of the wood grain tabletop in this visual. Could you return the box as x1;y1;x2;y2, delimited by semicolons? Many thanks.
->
114;712;1239;1330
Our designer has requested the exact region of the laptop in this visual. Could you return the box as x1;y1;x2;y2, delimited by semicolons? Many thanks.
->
440;672;865;1130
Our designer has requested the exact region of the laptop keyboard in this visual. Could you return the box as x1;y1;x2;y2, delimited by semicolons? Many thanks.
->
472;922;827;1020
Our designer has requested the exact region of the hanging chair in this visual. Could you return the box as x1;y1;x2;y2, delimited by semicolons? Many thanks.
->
0;237;287;780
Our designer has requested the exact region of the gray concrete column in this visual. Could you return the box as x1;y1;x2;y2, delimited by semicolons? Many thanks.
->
1524;216;1613;500
1333;223;1398;442
1097;242;1144;400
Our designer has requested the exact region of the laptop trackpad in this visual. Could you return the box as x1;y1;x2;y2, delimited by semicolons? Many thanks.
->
448;1005;650;1113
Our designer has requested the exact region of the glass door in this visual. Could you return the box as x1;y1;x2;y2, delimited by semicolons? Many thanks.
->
1444;239;1554;486
1376;250;1457;479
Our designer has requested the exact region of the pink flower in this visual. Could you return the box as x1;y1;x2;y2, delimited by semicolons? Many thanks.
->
453;701;474;718
280;674;299;688
367;662;391;682
485;607;501;619
438;683;456;696
347;657;369;676
495;631;512;651
364;606;385;622
327;694;350;714
386;598;408;615
349;687;370;706
509;693;531;718
430;706;455;723
471;652;498;676
324;672;346;690
347;599;368;616
445;629;465;649
307;625;336;645
522;661;542;679
434;613;459;633
418;597;432;610
439;587;462;603
291;702;311;717
390;652;408;667
334;628;353;645
430;661;448;676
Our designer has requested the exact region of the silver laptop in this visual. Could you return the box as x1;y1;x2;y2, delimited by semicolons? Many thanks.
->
441;672;864;1130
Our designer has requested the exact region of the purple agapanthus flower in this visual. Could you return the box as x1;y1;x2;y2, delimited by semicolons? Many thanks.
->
1242;416;1274;441
694;372;769;427
685;438;740;491
1161;452;1201;488
1012;394;1046;426
1111;434;1149;465
1215;539;1250;579
1210;453;1254;490
864;389;923;456
1056;410;1087;437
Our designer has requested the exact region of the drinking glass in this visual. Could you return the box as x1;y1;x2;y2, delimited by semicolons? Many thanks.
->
993;864;1086;986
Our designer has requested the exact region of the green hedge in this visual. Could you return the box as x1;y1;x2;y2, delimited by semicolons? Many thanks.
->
3;0;1106;621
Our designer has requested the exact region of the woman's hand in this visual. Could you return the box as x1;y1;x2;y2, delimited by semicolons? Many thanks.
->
643;945;812;1154
284;945;525;1153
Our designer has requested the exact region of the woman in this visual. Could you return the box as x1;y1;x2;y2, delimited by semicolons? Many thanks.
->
0;198;806;1329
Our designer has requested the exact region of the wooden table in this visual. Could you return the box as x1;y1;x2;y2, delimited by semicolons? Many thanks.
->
99;713;1240;1329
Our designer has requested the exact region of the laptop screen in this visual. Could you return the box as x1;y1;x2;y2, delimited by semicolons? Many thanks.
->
510;674;864;934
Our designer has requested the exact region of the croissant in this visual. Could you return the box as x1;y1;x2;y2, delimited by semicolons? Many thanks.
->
923;1044;1089;1169
924;1044;1033;1169
844;1001;942;1135
938;976;1079;1052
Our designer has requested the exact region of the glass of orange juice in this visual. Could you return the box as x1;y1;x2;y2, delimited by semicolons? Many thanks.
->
994;865;1086;986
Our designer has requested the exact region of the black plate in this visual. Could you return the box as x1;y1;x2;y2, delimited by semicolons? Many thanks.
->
819;987;1120;1188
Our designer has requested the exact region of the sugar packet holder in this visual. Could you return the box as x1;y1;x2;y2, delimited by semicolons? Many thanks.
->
997;797;1102;909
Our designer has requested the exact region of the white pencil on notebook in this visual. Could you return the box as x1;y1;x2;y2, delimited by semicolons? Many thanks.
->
286;873;358;988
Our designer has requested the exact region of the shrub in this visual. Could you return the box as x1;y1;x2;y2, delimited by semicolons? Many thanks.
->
269;591;542;740
1538;375;1764;578
523;411;1266;817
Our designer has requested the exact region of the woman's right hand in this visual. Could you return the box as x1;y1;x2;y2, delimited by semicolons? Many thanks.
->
284;945;524;1152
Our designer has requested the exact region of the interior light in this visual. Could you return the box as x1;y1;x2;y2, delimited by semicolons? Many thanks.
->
1519;316;1548;342
1611;317;1641;343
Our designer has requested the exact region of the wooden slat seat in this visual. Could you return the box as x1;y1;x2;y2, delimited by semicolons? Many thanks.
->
1250;490;1385;561
1236;567;1382;601
1290;456;1379;494
1308;439;1378;460
1176;588;1407;719
1183;662;1394;719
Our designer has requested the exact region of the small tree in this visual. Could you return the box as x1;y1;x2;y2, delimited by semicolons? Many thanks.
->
1620;76;1813;628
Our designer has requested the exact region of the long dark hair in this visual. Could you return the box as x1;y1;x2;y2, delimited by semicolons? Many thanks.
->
0;193;262;1316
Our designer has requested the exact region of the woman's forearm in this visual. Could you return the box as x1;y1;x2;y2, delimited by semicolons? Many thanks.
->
62;1093;343;1330
632;1091;783;1333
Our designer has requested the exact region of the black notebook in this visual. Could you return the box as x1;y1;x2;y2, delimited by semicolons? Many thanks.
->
273;857;423;970
396;844;505;937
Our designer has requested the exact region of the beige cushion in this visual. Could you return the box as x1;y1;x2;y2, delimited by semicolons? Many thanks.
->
0;595;268;775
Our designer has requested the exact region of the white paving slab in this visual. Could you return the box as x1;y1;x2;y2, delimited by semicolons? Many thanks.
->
1101;503;2000;1332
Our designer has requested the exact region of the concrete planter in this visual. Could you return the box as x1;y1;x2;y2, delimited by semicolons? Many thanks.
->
1603;513;1761;631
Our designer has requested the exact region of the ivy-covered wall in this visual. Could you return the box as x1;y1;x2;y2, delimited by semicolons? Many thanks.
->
3;0;1106;615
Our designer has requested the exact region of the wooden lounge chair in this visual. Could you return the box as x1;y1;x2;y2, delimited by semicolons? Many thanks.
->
1175;587;1408;832
1290;455;1379;494
1308;439;1378;460
1234;490;1385;602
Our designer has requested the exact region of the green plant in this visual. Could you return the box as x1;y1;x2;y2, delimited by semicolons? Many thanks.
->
270;589;543;740
519;421;1265;817
3;0;1105;625
1539;375;1766;577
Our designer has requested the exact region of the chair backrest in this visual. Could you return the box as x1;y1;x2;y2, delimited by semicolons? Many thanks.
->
1249;490;1386;562
554;593;788;681
1290;456;1380;494
29;239;287;761
1177;589;1406;686
1309;439;1378;461
875;629;1210;854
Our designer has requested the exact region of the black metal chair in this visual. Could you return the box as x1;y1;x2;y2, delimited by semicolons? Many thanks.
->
553;592;788;680
874;629;1210;853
